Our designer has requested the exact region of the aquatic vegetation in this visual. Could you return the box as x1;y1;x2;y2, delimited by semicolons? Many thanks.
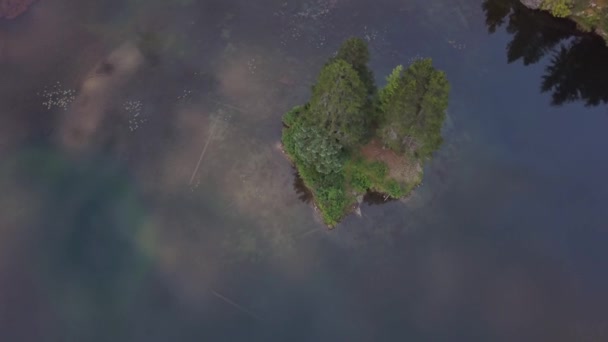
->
275;0;337;48
246;58;258;74
446;39;467;50
362;25;385;44
124;100;147;132
57;42;144;150
39;82;76;110
176;89;194;101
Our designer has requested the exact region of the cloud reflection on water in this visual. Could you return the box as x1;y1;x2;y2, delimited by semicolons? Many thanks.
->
0;0;606;341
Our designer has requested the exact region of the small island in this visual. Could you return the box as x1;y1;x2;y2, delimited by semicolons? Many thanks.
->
282;38;450;227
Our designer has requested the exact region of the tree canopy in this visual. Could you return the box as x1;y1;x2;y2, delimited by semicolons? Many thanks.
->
541;0;573;18
305;59;368;149
282;38;450;226
334;37;376;94
379;59;450;158
292;124;343;175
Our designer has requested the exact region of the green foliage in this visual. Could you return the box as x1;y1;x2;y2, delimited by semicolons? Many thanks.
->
368;161;388;179
378;58;450;159
416;66;450;157
573;13;600;32
334;37;376;94
282;106;303;127
292;125;343;175
385;180;406;198
282;124;298;159
335;37;370;70
315;184;351;226
344;157;403;198
282;38;450;226
541;0;573;18
282;112;353;226
305;60;369;149
569;0;608;37
379;65;404;109
349;168;371;192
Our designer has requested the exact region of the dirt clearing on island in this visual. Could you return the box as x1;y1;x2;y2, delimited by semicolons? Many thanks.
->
360;139;422;185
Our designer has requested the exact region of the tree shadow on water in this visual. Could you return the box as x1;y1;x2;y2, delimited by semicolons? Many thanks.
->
363;191;397;206
293;171;313;204
482;0;608;107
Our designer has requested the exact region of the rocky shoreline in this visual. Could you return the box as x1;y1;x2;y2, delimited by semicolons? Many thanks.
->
520;0;608;43
520;0;543;8
0;0;36;19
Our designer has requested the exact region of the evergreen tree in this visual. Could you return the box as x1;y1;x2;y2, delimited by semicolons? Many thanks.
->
334;37;375;95
379;59;450;158
304;59;368;149
379;65;404;110
416;66;450;157
292;125;343;175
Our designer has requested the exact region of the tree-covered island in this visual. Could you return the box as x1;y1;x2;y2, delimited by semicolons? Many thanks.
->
282;38;450;227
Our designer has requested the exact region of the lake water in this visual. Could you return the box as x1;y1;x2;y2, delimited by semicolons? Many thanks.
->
1;0;608;341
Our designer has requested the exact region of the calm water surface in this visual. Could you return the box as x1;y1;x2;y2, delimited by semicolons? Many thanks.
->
1;0;607;341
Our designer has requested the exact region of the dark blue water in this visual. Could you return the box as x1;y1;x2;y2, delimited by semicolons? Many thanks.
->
1;0;607;341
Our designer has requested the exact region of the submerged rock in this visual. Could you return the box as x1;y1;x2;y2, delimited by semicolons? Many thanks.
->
0;0;36;19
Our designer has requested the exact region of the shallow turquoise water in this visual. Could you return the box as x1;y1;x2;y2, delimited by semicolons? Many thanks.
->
1;0;607;340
